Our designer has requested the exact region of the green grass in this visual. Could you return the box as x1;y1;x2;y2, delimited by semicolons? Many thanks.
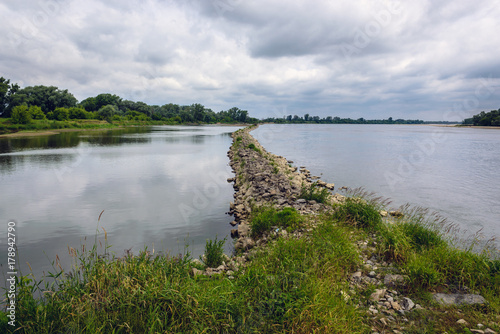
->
202;236;226;268
247;143;261;154
250;206;304;237
2;185;499;333
1;217;367;333
331;197;382;229
299;182;330;204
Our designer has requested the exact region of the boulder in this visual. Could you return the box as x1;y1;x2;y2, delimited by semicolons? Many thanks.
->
237;223;250;237
325;183;335;190
389;210;404;218
432;293;487;306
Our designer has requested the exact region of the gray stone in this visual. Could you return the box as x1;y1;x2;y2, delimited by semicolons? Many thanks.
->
384;274;405;287
230;220;238;227
191;268;203;276
470;330;485;334
433;293;487;306
484;329;498;334
237;223;250;237
370;289;387;302
401;297;415;311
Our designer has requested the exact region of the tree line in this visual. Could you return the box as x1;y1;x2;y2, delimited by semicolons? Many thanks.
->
0;77;256;124
462;108;500;126
262;114;427;124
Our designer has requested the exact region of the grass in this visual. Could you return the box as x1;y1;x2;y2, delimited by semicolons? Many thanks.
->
2;187;499;333
247;143;261;154
202;236;226;268
250;206;304;237
299;182;330;204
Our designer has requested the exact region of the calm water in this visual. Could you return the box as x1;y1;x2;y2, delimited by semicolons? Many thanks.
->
253;124;500;248
0;126;241;280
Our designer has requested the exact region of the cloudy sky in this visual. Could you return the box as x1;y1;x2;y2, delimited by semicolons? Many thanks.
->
1;0;499;121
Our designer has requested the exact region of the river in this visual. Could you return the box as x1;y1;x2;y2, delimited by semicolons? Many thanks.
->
0;125;241;280
253;124;500;250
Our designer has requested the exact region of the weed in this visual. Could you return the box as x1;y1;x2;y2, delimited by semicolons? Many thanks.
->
202;236;226;268
332;197;382;229
299;182;330;203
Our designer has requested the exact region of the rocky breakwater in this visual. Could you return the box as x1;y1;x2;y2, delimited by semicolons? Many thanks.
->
226;125;340;252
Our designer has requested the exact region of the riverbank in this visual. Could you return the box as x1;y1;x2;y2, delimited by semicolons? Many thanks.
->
1;125;499;333
0;119;248;138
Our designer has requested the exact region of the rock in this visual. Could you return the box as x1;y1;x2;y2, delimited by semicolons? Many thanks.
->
484;329;497;334
470;330;485;334
390;301;401;311
230;229;239;238
317;180;327;187
326;183;335;190
191;268;203;276
384;274;405;287
389;210;404;218
370;289;387;302
191;259;203;266
380;210;388;217
432;293;487;306
401;297;415;311
216;265;225;272
227;177;235;183
229;202;235;210
237;223;251;237
369;271;377;278
230;220;238;227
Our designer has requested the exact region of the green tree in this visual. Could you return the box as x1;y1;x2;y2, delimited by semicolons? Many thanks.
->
0;77;22;118
98;104;117;122
29;105;46;120
68;107;90;119
53;107;70;121
17;86;77;114
11;105;32;124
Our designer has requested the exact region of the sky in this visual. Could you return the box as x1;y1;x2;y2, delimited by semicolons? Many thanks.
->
1;0;499;121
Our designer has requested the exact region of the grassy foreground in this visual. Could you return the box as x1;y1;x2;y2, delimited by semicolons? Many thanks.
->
1;196;499;333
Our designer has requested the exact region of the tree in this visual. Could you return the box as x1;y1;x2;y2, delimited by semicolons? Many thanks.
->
11;105;32;124
98;104;117;122
0;77;22;118
17;85;77;114
53;107;70;121
29;105;46;120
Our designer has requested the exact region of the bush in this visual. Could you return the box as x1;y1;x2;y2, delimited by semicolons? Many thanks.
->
332;197;381;229
29;105;46;120
251;207;304;237
53;107;70;121
299;182;330;203
10;105;31;124
202;236;226;268
247;143;261;153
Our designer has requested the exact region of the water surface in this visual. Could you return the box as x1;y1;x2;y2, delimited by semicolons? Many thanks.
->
0;126;240;280
253;124;500;247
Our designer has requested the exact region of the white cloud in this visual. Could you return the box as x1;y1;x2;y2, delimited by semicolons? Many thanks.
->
1;0;499;120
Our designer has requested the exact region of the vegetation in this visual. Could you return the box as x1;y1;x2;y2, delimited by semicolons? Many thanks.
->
0;76;257;135
262;114;448;125
1;195;499;333
299;181;330;204
250;207;304;237
202;236;226;268
463;108;500;126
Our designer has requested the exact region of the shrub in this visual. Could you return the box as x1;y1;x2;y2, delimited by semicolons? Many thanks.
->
247;143;261;153
10;105;32;124
53;107;70;121
29;105;46;120
202;236;226;268
299;182;330;203
332;197;381;229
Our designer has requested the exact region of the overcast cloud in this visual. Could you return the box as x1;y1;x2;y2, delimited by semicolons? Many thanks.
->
1;0;499;120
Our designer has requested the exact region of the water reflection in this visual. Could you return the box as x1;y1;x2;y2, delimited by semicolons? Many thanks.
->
0;125;242;281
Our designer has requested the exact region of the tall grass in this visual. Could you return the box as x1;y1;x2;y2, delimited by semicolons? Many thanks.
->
250;206;304;237
299;182;330;203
